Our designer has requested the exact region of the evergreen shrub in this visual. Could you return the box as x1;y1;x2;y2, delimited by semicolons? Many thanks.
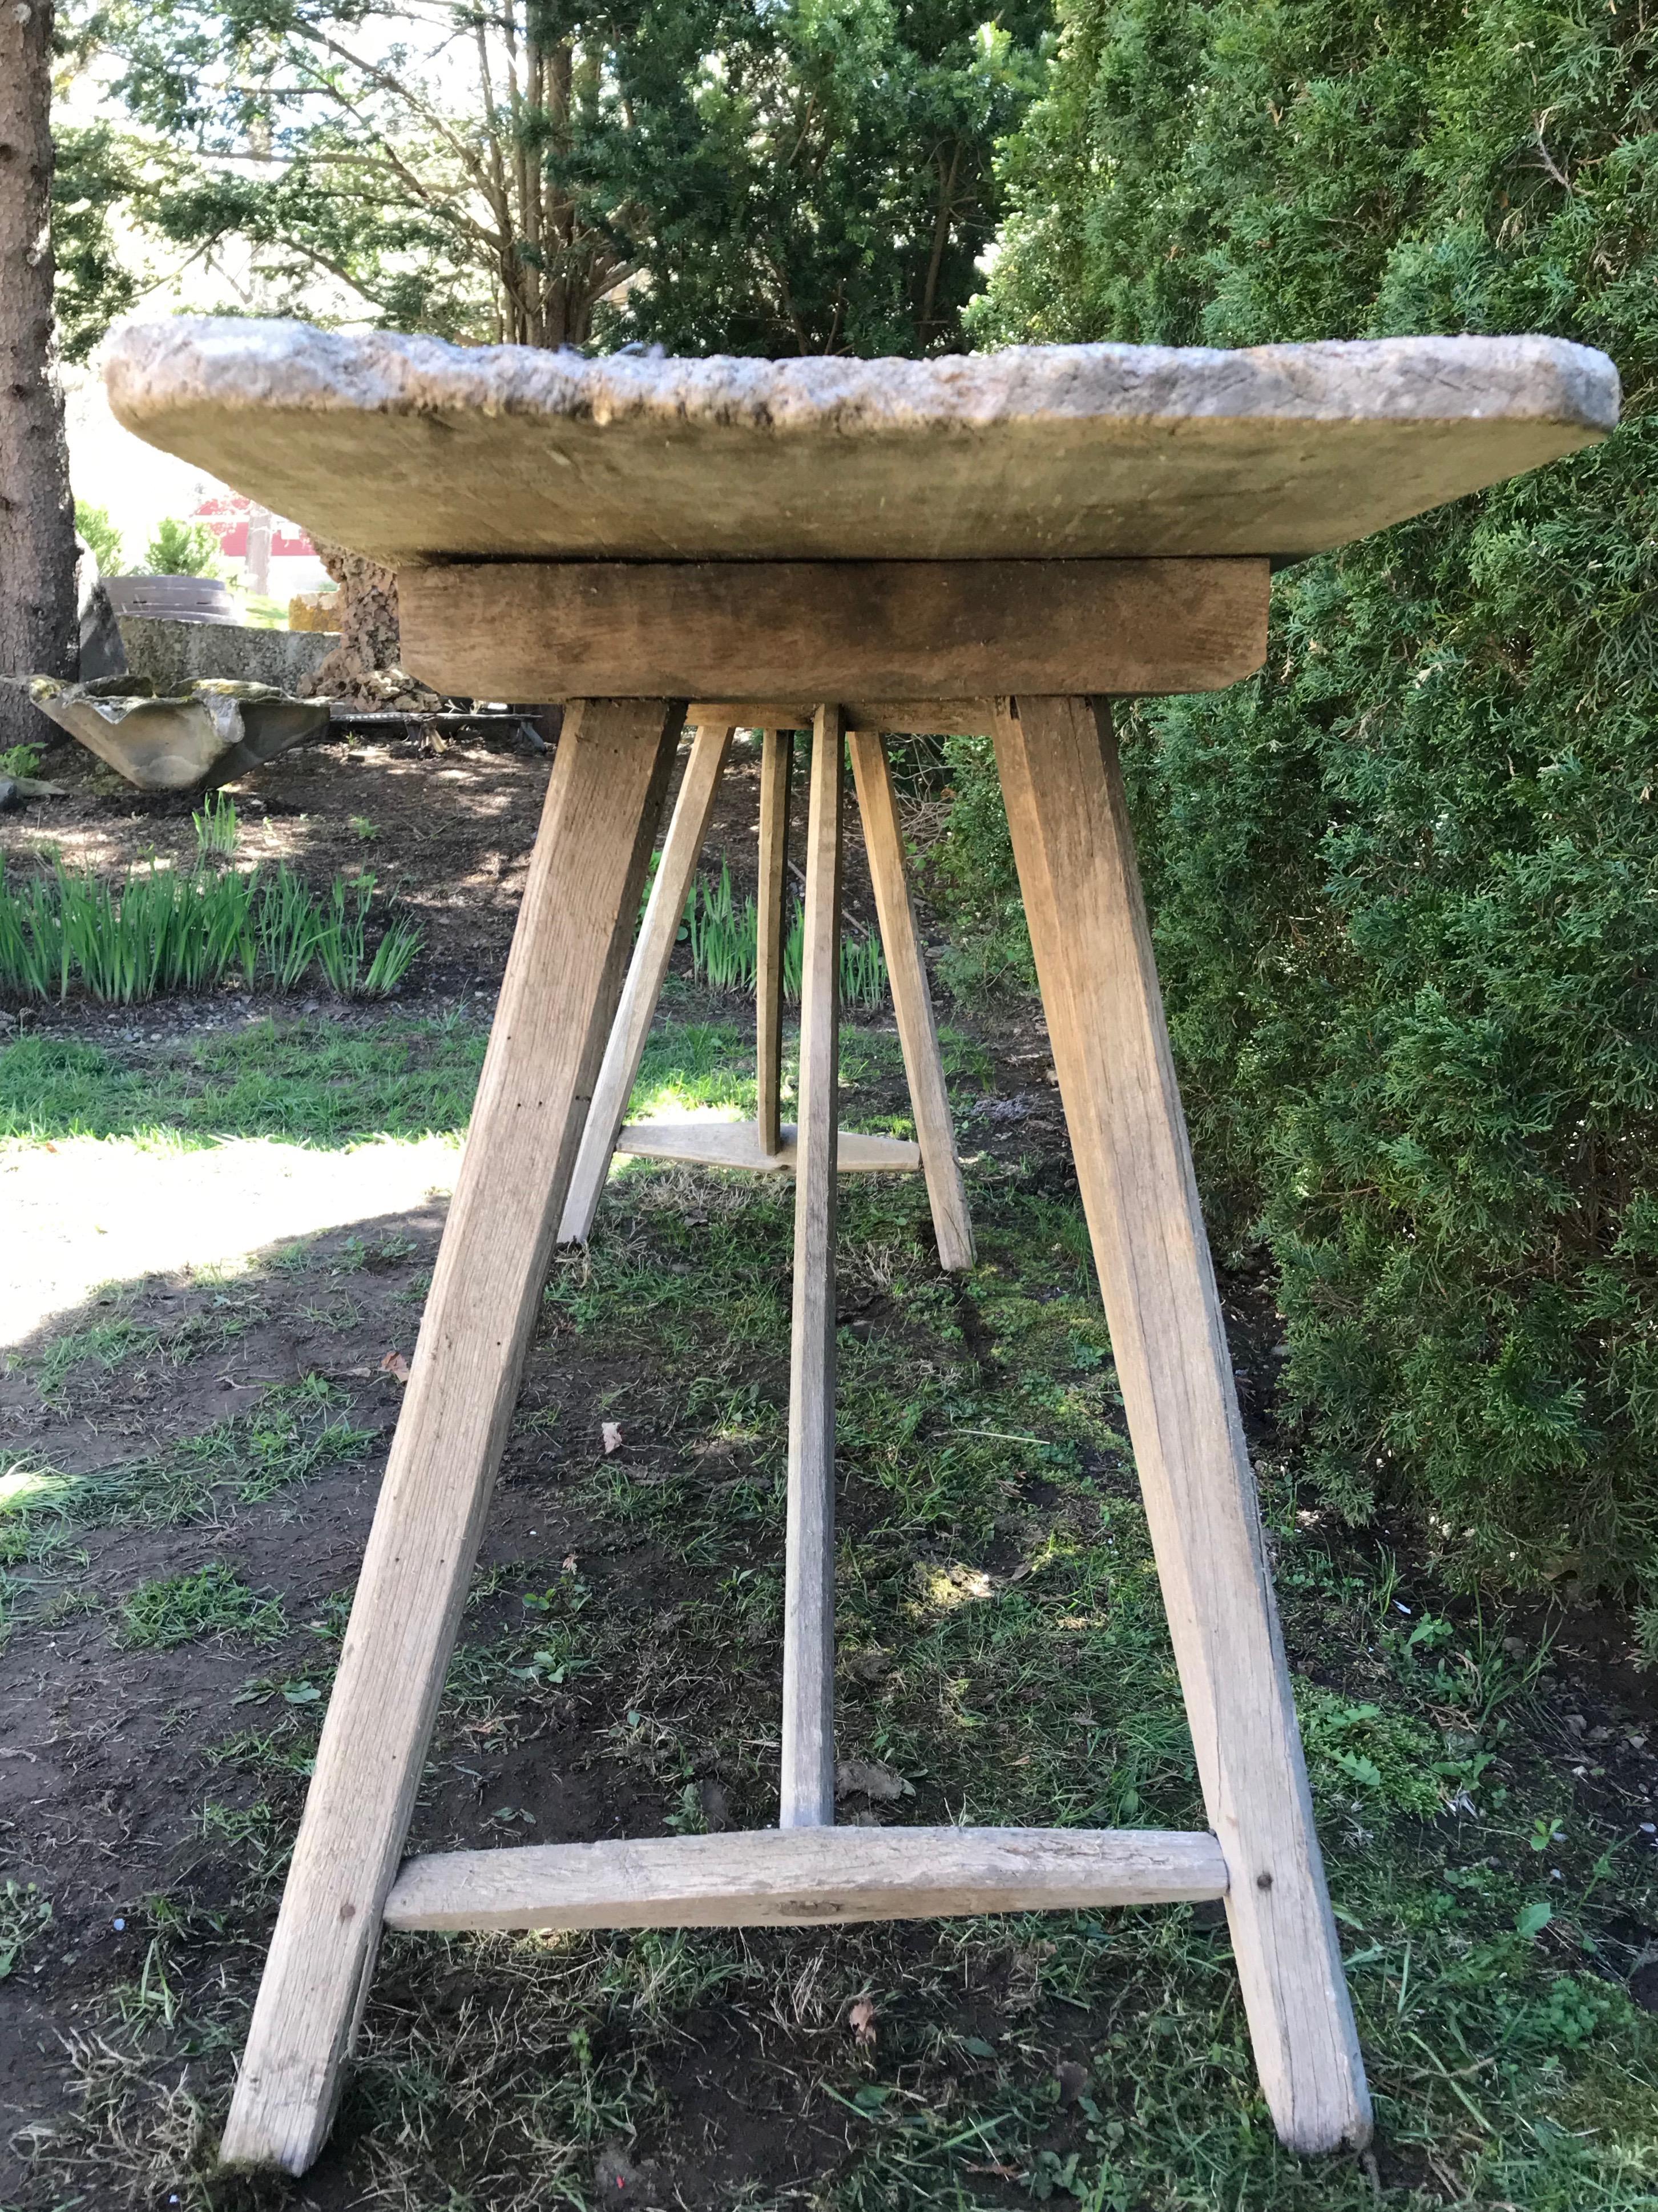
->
965;1;1658;1627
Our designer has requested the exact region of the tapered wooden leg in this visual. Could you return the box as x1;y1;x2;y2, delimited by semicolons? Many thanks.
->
992;696;1371;2155
220;699;683;2175
779;707;844;1828
848;731;974;1271
559;721;735;1244
755;727;794;1157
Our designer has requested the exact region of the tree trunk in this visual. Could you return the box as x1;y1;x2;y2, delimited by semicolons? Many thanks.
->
0;0;78;749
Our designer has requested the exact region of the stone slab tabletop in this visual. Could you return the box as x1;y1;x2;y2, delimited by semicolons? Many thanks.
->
106;318;1618;569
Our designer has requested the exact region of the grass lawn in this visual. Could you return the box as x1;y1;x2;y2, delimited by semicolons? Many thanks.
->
0;1008;1653;2210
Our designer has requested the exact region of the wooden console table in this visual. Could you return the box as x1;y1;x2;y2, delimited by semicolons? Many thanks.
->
107;319;1617;2174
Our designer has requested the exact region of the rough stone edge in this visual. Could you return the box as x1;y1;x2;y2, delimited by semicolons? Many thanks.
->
105;318;1621;439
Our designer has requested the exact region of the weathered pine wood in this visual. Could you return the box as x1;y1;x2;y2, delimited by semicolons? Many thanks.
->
688;700;994;736
991;695;1371;2155
779;707;845;1830
219;699;683;2177
558;722;735;1244
613;1120;918;1174
385;1825;1229;1932
398;559;1270;703
755;728;793;1156
848;731;974;1272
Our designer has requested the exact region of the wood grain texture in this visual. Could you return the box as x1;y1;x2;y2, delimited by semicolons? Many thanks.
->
219;699;682;2177
756;729;793;1156
779;707;845;1831
689;700;994;736
558;722;734;1244
385;1826;1229;1932
398;559;1269;703
613;1120;918;1174
848;732;974;1272
991;696;1370;2156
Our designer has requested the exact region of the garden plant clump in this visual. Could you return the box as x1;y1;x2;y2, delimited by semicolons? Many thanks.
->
0;853;421;1005
942;0;1658;1637
680;859;888;1009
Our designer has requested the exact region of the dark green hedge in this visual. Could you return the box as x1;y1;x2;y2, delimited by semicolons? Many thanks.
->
964;1;1658;1629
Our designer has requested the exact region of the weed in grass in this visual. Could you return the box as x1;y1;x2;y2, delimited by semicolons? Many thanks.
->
199;1797;284;1885
1297;1684;1447;1818
191;791;237;857
0;1384;373;1541
0;853;422;1004
36;1315;160;1397
110;1937;183;2032
35;1298;265;1400
680;862;886;1008
336;1229;419;1271
445;1577;594;1711
118;1561;287;1649
207;1720;317;1776
313;872;425;998
17;856;261;1001
256;862;321;990
0;1880;51;1977
298;1292;364;1335
0;740;43;779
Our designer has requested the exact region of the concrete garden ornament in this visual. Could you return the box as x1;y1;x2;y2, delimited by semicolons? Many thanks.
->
21;675;328;793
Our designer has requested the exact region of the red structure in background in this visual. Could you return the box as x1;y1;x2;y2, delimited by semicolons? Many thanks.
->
191;491;313;561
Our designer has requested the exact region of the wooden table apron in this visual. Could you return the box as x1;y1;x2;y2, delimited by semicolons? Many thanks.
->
219;603;1370;2173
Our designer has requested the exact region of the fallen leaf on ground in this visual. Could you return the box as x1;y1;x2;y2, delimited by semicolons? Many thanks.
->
602;1420;624;1454
1055;2058;1090;2103
380;1350;410;1383
834;1758;913;1804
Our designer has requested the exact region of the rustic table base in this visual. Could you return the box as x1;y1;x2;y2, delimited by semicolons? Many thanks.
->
560;724;974;1270
221;620;1370;2171
103;317;1619;2184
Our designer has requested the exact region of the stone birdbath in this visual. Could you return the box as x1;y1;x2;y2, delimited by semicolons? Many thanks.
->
21;674;329;793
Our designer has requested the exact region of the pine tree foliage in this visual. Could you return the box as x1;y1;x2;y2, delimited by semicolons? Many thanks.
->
89;0;1048;358
972;0;1658;1625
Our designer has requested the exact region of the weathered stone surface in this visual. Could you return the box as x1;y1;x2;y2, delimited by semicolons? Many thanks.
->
104;317;1617;566
302;544;441;708
23;676;329;792
116;615;336;698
